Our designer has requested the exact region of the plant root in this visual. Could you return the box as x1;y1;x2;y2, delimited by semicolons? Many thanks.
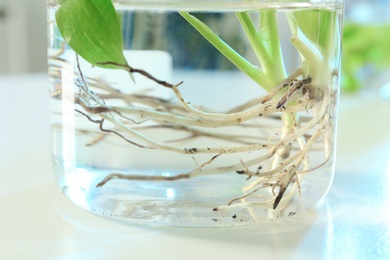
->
49;54;336;213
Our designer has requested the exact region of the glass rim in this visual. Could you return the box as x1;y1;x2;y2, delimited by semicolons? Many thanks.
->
110;0;344;11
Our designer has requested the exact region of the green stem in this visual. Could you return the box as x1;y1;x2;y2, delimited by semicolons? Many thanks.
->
188;10;293;143
286;9;339;86
235;12;269;73
236;10;286;87
179;11;271;90
259;10;286;83
288;20;323;80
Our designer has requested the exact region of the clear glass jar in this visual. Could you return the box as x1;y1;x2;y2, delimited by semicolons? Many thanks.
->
47;0;344;226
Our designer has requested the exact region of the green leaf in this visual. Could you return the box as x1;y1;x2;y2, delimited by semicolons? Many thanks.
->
56;0;128;70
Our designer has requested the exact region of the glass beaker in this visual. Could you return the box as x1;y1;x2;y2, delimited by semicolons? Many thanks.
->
47;0;344;227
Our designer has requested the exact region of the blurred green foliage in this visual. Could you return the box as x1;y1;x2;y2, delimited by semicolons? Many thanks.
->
342;23;390;91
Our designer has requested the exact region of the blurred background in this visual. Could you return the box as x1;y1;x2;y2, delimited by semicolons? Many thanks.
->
0;0;46;74
0;0;389;94
343;0;390;94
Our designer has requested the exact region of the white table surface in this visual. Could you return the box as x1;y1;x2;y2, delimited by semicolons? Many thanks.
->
1;73;390;259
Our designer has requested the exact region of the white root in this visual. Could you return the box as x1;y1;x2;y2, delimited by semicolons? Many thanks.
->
49;54;336;213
